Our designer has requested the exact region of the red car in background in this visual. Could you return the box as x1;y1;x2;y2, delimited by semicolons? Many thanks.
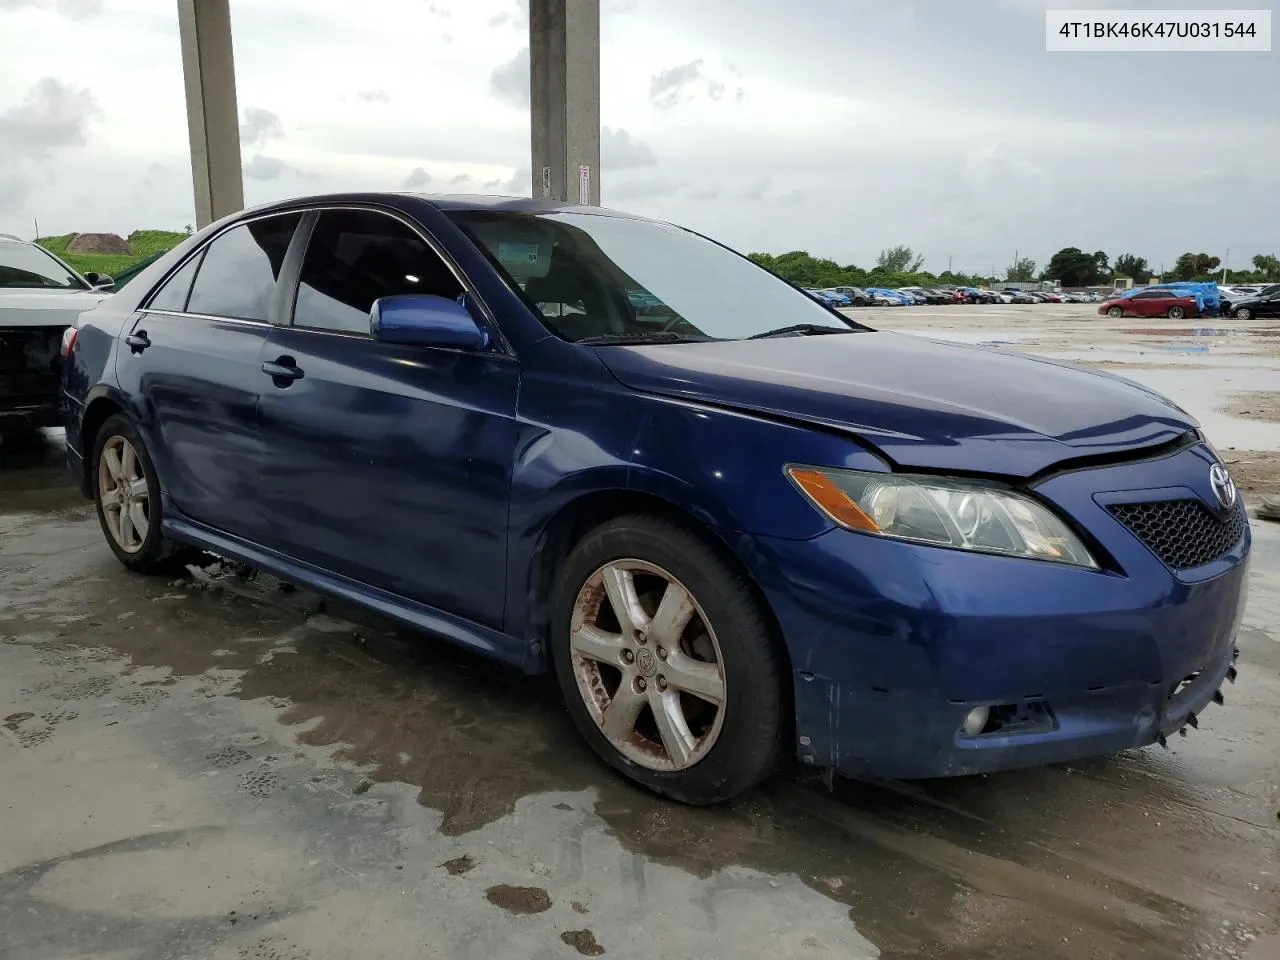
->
1098;289;1200;319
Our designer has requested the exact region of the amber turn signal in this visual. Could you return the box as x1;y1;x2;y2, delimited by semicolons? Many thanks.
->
786;467;880;532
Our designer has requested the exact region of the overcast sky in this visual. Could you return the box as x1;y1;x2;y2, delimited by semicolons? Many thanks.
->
0;0;1275;275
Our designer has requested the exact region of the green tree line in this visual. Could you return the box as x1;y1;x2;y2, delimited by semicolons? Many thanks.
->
748;246;1280;290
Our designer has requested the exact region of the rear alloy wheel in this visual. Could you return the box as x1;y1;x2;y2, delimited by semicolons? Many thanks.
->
98;434;150;554
1107;306;1123;318
552;516;786;804
92;413;198;574
1167;306;1185;320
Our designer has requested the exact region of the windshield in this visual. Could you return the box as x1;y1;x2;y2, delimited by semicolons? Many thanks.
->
446;210;865;342
0;242;86;290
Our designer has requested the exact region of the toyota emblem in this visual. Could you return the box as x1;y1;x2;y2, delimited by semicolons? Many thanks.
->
1209;463;1237;510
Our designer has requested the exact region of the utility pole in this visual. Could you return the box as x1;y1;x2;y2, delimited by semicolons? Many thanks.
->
1013;249;1018;282
32;216;39;241
1223;249;1229;282
947;255;952;274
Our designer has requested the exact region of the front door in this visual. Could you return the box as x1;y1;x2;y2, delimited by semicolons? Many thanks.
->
255;208;520;629
116;213;302;539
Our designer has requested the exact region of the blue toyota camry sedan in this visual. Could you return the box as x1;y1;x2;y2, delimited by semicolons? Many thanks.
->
61;194;1250;804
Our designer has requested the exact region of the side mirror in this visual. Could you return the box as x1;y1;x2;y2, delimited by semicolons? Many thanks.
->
83;272;114;291
370;294;490;350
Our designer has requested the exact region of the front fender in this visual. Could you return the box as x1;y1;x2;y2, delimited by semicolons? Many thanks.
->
628;395;889;540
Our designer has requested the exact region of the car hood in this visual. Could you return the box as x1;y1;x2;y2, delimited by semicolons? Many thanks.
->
0;289;111;327
594;331;1197;477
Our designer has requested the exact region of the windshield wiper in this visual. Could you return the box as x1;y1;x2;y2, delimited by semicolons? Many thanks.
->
747;323;855;339
577;331;717;346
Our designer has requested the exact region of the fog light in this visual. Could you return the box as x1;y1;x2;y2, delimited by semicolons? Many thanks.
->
962;706;990;736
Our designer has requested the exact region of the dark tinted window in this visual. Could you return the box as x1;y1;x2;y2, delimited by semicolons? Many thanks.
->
0;241;85;289
186;214;301;322
146;253;203;312
293;210;463;335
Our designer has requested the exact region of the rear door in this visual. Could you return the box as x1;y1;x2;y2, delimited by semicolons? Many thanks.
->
116;212;303;539
255;207;521;628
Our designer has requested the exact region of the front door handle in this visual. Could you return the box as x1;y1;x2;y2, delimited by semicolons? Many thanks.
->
125;331;150;354
261;357;304;384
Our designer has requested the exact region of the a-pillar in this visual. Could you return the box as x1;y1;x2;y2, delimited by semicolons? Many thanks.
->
529;0;601;205
176;0;244;228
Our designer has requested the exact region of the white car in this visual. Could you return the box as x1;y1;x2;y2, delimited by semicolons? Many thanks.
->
0;235;113;439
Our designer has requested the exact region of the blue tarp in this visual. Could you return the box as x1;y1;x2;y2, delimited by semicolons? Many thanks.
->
1121;281;1222;313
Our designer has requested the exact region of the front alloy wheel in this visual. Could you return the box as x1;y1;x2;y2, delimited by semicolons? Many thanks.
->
1236;307;1252;321
569;560;726;771
552;515;786;804
1107;306;1123;318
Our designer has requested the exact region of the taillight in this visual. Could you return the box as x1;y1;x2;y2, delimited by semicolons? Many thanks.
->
61;326;78;357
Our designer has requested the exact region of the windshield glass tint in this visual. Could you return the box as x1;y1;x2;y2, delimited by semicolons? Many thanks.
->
446;210;860;342
0;242;83;290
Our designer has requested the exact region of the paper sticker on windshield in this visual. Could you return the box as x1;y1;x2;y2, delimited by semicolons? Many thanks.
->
498;242;541;266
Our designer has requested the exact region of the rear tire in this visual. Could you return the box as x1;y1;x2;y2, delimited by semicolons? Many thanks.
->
92;413;199;574
550;515;787;804
1167;306;1185;319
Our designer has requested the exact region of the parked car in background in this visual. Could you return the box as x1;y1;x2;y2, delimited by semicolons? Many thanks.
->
0;234;113;441
818;288;854;307
1230;288;1280;320
804;288;847;308
902;287;951;305
829;286;871;307
1099;289;1200;319
866;287;910;305
1000;290;1036;304
62;192;1250;805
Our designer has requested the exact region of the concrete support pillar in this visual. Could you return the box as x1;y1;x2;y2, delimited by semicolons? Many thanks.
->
530;0;600;205
177;0;244;228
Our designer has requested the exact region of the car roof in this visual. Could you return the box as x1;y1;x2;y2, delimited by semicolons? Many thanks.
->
237;191;652;222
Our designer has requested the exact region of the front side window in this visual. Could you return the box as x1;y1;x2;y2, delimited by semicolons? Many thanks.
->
447;210;863;343
0;241;86;290
186;213;302;322
292;209;463;335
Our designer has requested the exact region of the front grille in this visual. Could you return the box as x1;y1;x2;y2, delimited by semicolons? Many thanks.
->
1107;499;1245;571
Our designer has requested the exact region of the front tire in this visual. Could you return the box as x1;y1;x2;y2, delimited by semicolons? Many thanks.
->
550;515;787;804
92;414;197;574
1107;307;1123;318
1236;307;1253;321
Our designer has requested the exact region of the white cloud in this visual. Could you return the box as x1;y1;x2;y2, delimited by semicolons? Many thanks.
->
239;107;284;149
0;0;1274;272
402;166;432;189
490;46;529;107
601;127;656;169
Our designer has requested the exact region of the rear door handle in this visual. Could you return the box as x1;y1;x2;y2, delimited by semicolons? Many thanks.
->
261;358;304;383
125;331;150;353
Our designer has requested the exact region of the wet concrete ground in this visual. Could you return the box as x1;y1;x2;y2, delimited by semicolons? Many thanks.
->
2;306;1278;959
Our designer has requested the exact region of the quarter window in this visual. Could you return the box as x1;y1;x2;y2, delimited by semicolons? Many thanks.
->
185;213;302;322
146;253;203;312
292;209;463;335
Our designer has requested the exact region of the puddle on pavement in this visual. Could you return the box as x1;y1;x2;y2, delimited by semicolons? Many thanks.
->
1122;327;1280;339
4;439;1277;957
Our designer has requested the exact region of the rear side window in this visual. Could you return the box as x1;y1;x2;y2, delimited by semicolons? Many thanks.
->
292;209;463;335
146;254;202;312
186;213;302;322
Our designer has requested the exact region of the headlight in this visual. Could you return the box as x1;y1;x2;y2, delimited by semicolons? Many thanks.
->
786;465;1098;568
